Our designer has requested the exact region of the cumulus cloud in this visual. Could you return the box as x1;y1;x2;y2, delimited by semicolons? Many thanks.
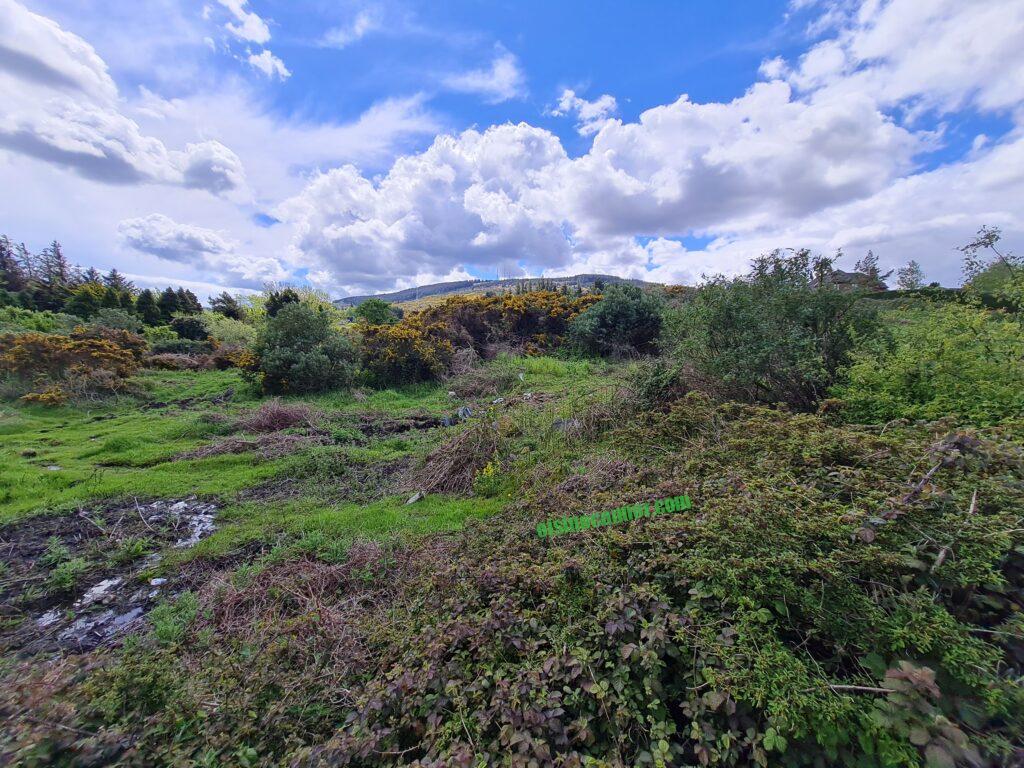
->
0;0;247;193
119;213;289;287
280;0;1024;294
551;89;618;135
281;80;921;293
217;0;270;44
278;123;570;294
118;213;233;261
443;50;526;103
247;50;290;80
770;0;1024;116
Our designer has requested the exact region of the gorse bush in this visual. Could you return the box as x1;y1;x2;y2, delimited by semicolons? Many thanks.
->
667;251;878;409
569;283;663;356
0;330;140;403
359;318;454;387
833;302;1024;425
249;302;358;394
360;290;601;387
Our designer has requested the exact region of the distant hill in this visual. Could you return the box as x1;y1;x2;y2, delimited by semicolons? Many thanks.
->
333;274;654;307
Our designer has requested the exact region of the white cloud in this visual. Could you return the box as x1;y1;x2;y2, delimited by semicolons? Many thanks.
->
773;0;1024;116
551;89;618;135
322;9;380;48
0;0;247;193
118;213;289;287
247;49;290;80
443;49;526;103
217;0;270;44
281;78;925;293
118;213;234;260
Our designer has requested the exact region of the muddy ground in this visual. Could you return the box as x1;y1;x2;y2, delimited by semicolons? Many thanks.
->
0;497;219;655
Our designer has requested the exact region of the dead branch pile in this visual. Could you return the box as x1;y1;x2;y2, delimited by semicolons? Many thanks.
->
412;420;501;494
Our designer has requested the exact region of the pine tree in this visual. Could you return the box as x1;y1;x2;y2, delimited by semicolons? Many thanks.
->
103;268;133;293
158;287;181;322
102;286;121;309
15;242;37;281
136;289;163;325
0;235;28;292
854;250;893;286
210;291;243;319
40;241;71;287
82;267;103;284
182;289;203;314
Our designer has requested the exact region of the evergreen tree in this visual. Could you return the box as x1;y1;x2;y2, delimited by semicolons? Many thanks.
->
103;268;133;293
158;287;181;322
15;242;37;281
119;291;135;311
209;291;244;320
0;235;29;292
40;241;72;286
266;288;300;317
82;267;103;284
136;289;162;325
854;250;893;286
175;287;203;314
64;283;106;319
102;286;122;309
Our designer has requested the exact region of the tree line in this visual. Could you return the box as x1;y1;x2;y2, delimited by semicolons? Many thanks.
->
0;235;241;325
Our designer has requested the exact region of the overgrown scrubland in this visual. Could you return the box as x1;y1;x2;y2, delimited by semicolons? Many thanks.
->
1;233;1022;767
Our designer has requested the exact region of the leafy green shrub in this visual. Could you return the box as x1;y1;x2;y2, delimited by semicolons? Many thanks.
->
202;312;256;348
568;283;663;356
352;298;400;325
666;250;878;409
249;302;358;394
141;325;177;346
88;308;142;332
0;306;78;334
833;303;1024;425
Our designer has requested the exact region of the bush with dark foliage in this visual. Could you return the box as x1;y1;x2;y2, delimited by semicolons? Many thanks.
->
569;283;664;356
666;250;878;410
249;302;357;394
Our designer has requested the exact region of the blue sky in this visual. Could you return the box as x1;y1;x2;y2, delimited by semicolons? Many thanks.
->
2;0;1023;298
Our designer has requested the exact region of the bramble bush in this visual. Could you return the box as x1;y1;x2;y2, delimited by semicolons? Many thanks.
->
665;250;878;410
833;302;1024;425
249;302;358;394
21;395;1020;767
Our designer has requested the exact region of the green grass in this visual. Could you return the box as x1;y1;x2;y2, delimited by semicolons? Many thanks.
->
1;360;583;551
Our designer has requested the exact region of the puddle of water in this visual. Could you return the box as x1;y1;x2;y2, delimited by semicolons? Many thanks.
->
11;496;220;653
